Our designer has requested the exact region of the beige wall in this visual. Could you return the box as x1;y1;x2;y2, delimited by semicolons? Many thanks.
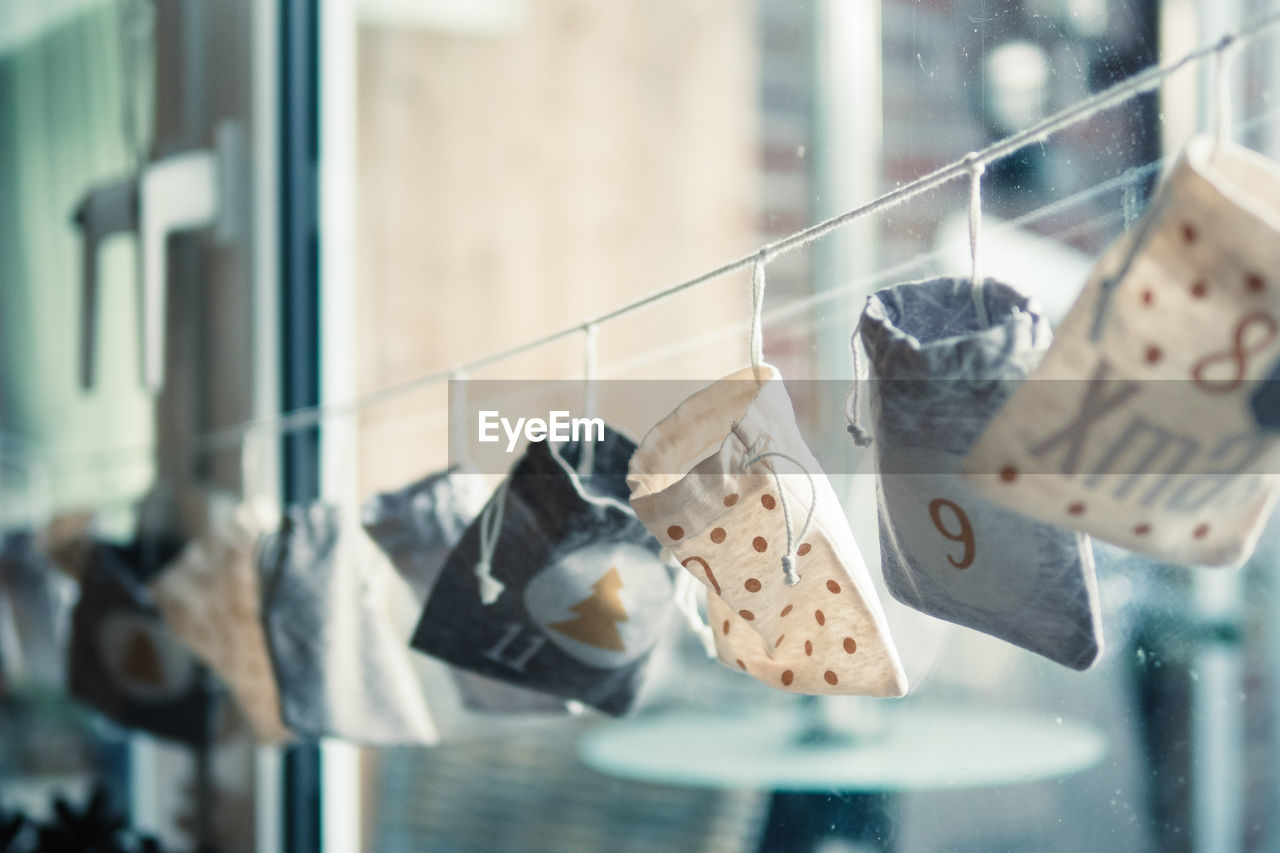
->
355;0;760;493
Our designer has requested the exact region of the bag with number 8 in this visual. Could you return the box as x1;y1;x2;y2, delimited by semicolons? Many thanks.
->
964;138;1280;567
857;277;1103;670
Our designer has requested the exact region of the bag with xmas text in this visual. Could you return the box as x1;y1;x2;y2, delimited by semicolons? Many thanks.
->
965;138;1280;566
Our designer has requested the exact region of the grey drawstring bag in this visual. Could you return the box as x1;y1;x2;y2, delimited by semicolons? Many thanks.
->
411;429;675;716
856;277;1103;670
259;504;437;744
362;468;569;714
68;542;220;744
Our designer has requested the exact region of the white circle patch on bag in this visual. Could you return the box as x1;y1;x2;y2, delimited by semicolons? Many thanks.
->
98;612;197;701
524;542;673;669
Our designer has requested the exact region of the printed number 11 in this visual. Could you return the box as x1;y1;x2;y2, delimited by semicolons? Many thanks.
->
928;498;975;569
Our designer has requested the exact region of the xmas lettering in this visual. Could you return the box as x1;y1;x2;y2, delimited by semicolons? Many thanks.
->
477;410;605;453
1025;356;1271;513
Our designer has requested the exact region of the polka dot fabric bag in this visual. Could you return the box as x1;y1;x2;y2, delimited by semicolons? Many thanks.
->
859;277;1102;670
628;364;907;697
149;502;292;742
964;138;1280;566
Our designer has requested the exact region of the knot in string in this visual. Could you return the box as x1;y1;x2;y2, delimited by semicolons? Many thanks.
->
749;246;777;386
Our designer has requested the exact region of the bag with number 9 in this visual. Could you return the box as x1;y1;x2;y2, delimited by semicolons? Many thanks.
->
857;277;1103;670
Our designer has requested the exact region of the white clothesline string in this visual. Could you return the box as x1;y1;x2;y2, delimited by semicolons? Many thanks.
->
18;11;1280;467
22;82;1279;477
193;16;1276;451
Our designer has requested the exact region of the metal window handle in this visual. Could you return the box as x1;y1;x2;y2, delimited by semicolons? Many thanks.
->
73;122;242;394
73;178;137;389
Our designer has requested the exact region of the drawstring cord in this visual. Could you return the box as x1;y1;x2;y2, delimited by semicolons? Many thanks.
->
743;447;816;587
844;323;874;447
473;479;509;605
547;440;635;516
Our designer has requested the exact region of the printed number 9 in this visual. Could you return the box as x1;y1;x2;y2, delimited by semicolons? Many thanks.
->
928;498;975;569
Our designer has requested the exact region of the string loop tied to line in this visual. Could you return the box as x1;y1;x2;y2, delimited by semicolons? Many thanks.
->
749;247;772;386
966;152;990;328
449;366;471;469
578;321;599;476
1213;32;1240;156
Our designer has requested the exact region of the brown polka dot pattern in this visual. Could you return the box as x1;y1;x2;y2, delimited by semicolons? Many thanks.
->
666;483;898;698
1191;280;1208;299
1067;502;1085;516
1247;272;1266;293
1193;523;1210;539
1134;523;1151;536
1145;345;1162;364
1141;289;1154;306
1182;222;1198;244
667;525;684;541
1000;465;1018;483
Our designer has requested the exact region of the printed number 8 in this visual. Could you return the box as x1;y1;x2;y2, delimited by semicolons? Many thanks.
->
928;498;975;569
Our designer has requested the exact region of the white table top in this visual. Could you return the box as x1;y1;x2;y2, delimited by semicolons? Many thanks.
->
579;704;1106;792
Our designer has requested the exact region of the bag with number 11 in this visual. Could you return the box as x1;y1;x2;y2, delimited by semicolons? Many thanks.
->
858;277;1102;669
964;138;1280;567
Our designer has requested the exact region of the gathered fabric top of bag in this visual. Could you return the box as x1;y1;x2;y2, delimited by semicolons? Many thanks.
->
860;277;1049;384
627;364;819;545
860;278;1052;453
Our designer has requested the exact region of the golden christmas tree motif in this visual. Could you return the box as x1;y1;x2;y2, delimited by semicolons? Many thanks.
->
550;567;629;652
121;629;165;687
